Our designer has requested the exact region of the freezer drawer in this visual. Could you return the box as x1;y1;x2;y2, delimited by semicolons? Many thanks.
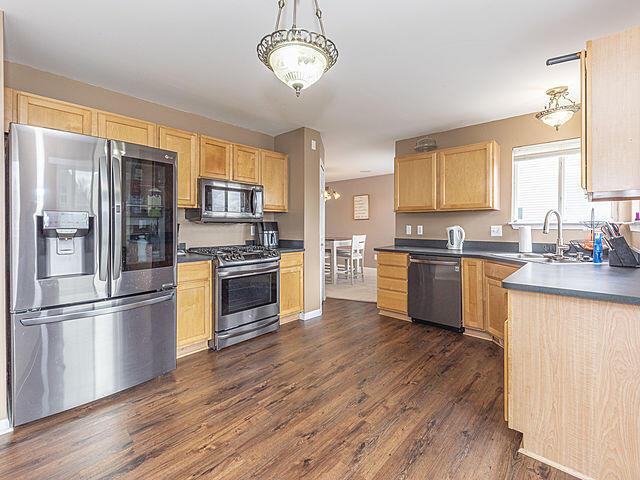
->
10;291;176;426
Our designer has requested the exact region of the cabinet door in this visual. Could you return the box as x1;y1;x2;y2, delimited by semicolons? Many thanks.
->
5;88;14;132
200;135;232;180
484;277;508;339
585;27;640;198
504;318;510;422
437;141;499;211
462;258;484;329
159;126;199;208
97;112;156;146
394;153;437;212
177;262;212;350
232;145;260;184
280;265;304;317
261;150;288;212
16;91;96;135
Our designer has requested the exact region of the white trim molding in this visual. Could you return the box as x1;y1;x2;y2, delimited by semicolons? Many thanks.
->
0;418;13;437
299;309;322;321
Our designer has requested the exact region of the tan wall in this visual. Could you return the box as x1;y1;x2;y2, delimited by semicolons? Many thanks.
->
395;112;586;243
274;128;305;240
6;61;277;248
326;174;395;265
0;12;7;425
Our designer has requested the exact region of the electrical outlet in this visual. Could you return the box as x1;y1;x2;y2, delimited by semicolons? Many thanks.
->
405;225;412;235
311;139;317;151
417;225;424;235
490;225;503;237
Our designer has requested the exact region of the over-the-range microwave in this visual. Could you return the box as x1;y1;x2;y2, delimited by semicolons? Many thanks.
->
185;179;264;223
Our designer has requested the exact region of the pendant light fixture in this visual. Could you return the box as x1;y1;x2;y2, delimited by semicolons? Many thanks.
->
257;0;338;97
535;86;581;130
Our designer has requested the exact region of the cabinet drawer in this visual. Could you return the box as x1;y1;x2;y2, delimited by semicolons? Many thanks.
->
378;264;408;281
484;261;519;280
377;289;407;314
280;252;303;269
377;252;408;267
378;277;407;293
178;261;211;283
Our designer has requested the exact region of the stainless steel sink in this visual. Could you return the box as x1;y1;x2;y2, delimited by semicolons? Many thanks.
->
492;252;590;265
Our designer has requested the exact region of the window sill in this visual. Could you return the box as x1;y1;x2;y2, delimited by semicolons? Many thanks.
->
509;222;589;231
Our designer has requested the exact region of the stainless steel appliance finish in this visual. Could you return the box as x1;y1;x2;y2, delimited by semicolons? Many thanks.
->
408;255;463;332
8;124;178;426
188;245;280;349
185;179;264;223
256;222;280;248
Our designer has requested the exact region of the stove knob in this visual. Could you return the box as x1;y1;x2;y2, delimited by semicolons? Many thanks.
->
223;254;232;261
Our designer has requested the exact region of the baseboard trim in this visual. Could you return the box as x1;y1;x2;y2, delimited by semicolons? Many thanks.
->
0;418;13;436
299;309;322;321
378;310;411;322
463;328;493;341
177;339;209;359
280;314;300;325
517;447;593;480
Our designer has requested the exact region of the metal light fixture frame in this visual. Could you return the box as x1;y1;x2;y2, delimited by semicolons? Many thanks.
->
257;0;339;96
535;86;581;130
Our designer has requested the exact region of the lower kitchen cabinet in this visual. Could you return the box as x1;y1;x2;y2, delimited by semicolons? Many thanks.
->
177;261;212;357
376;252;409;318
280;252;304;320
483;261;519;340
461;258;485;330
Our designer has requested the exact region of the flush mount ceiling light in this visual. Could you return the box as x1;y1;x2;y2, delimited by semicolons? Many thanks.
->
257;0;338;97
324;187;340;201
536;86;581;130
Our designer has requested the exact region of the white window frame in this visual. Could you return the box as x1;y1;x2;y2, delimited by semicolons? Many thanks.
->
510;138;607;230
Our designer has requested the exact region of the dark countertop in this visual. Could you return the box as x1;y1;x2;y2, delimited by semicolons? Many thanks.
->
177;247;304;264
374;245;640;305
279;248;305;253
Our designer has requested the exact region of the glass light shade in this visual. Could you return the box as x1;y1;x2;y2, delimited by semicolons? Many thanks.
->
538;108;575;130
268;42;328;96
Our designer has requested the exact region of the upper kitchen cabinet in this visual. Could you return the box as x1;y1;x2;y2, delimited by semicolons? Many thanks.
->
582;26;640;200
97;112;157;147
13;90;97;135
4;87;13;132
159;126;199;208
394;152;437;212
232;144;261;184
437;141;499;211
261;150;288;212
200;135;232;180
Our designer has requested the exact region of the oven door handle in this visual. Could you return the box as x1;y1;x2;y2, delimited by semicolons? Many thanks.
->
217;266;280;279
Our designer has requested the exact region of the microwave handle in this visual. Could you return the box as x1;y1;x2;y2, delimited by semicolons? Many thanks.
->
251;188;257;215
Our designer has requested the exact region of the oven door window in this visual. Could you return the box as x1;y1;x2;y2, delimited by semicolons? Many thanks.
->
221;271;278;316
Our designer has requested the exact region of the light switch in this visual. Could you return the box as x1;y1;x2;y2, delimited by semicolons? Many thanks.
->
311;139;317;151
250;225;255;236
405;225;412;235
490;225;503;237
417;225;424;235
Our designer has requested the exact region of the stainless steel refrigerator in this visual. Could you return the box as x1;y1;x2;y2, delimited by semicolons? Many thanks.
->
8;124;178;426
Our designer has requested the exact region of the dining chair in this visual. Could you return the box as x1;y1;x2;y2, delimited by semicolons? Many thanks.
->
336;235;366;284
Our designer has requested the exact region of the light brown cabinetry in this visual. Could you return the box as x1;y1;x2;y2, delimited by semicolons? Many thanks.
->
483;261;518;339
437;141;499;210
14;90;97;135
376;252;409;317
232;144;260;184
582;26;640;200
461;258;485;330
261;150;288;212
5;87;14;132
199;135;233;180
280;252;304;319
177;261;212;357
394;152;437;212
97;112;157;146
159;126;199;208
394;141;499;212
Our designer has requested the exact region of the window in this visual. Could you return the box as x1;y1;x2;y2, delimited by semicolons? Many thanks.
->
511;138;612;226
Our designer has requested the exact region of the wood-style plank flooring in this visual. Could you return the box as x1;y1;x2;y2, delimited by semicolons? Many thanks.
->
0;299;575;479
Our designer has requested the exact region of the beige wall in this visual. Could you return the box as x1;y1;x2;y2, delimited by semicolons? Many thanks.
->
326;174;395;265
274;129;305;240
395;112;586;243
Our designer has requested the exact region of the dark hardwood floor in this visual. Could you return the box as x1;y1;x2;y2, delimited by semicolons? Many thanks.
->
0;299;575;479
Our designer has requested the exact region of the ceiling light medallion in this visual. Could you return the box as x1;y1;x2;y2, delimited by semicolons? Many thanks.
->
257;0;338;97
536;86;581;130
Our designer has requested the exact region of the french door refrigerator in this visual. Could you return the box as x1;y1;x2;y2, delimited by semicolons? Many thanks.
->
8;124;178;426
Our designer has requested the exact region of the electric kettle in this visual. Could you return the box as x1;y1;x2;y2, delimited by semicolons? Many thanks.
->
446;226;465;250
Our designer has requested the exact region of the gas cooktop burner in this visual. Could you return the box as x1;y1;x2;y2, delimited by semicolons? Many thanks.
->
188;245;280;266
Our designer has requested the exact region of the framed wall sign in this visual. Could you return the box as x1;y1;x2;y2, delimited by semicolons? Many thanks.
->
353;194;370;220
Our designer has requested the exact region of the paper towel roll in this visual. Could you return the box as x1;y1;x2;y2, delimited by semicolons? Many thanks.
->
519;226;532;253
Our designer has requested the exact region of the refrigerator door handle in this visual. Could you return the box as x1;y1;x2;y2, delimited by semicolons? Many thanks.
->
99;154;110;281
112;153;123;280
18;291;175;326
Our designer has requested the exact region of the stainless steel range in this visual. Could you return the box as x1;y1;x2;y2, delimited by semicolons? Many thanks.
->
188;245;280;349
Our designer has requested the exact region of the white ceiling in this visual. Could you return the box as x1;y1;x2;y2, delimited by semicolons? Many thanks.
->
3;1;640;180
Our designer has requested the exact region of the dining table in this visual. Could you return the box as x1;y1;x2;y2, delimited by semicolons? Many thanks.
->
325;237;352;284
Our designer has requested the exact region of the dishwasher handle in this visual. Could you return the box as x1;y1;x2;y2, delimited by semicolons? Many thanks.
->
410;258;459;266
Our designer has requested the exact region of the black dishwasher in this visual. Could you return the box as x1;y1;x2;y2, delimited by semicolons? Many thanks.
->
408;255;463;332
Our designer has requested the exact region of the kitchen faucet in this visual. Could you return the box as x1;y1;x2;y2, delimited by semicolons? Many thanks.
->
543;209;569;258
